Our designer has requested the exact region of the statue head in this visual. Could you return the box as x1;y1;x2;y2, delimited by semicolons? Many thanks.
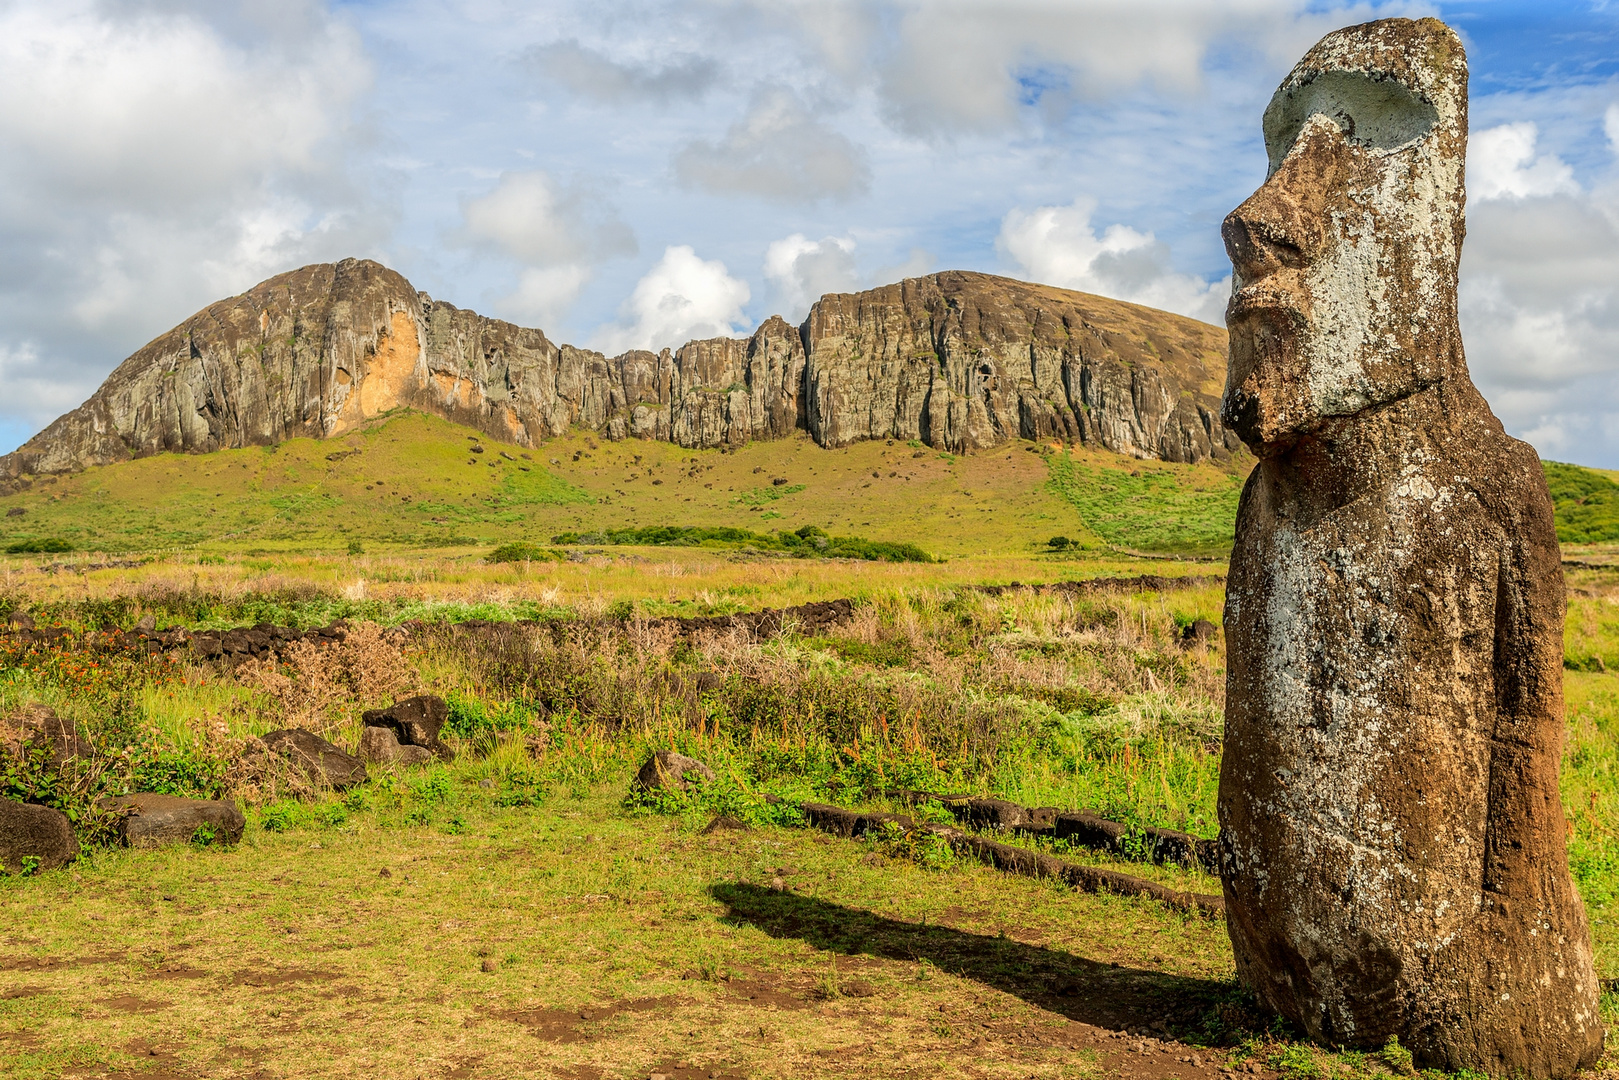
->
1220;18;1469;454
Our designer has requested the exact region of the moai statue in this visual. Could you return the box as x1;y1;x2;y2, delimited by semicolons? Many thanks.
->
1217;18;1603;1078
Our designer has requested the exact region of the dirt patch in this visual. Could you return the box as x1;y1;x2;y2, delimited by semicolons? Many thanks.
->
493;996;685;1043
96;995;172;1013
644;1063;748;1080
1;984;47;999
0;952;121;973
228;967;339;988
723;976;808;1011
147;964;209;981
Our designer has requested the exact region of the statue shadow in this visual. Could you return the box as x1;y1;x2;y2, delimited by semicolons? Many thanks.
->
709;882;1234;1033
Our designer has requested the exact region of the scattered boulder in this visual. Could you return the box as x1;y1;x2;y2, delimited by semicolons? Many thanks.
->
358;725;434;767
361;695;452;761
101;794;244;848
6;610;34;631
633;751;716;795
1180;618;1217;646
0;798;76;871
943;796;1033;831
260;729;367;790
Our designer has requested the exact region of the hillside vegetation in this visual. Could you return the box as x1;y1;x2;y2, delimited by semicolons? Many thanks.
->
0;410;1251;560
1546;461;1619;545
3;412;1617;568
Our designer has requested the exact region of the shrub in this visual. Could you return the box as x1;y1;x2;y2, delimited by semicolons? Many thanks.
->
6;538;73;554
487;542;563;564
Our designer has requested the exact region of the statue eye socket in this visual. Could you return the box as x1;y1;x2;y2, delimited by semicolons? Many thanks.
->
1262;70;1438;175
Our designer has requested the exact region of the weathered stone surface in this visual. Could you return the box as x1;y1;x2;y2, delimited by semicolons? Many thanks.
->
361;695;452;761
0;798;76;871
0;260;1240;490
358;725;434;767
261;729;368;790
1217;18;1602;1077
102;793;244;848
633;751;715;795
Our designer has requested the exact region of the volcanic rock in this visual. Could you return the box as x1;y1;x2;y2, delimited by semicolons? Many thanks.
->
0;261;1241;490
361;695;452;761
260;729;368;790
358;725;434;767
102;794;245;848
633;751;716;795
1217;18;1601;1077
0;798;76;871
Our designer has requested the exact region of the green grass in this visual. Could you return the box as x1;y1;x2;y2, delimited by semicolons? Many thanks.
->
0;410;1254;558
548;524;937;563
1044;451;1246;556
1545;461;1619;544
0;785;1236;1080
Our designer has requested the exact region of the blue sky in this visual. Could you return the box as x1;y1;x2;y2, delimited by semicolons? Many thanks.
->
0;0;1615;465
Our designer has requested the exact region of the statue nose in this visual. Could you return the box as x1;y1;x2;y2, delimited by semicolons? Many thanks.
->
1223;120;1343;283
1223;190;1312;283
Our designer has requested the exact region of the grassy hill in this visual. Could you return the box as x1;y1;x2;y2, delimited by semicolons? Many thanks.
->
1545;461;1619;545
3;411;1614;561
0;411;1253;559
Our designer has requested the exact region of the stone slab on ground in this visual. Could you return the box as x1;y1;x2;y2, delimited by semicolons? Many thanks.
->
102;794;245;848
0;798;76;871
261;728;368;789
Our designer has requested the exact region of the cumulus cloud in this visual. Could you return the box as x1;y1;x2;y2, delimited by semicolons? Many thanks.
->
763;234;859;317
0;0;377;436
673;88;870;202
1461;186;1619;464
996;197;1228;324
524;40;719;104
1469;122;1579;201
460;171;635;325
593;246;751;354
765;0;1418;139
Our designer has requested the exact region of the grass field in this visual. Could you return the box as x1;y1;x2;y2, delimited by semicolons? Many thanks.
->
0;419;1616;1079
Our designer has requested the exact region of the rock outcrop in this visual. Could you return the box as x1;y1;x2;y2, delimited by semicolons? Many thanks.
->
1217;18;1602;1078
259;729;367;790
0;263;1239;490
103;794;245;848
632;751;716;795
361;695;453;762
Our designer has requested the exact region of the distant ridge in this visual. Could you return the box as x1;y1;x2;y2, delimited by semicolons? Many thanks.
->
0;259;1243;492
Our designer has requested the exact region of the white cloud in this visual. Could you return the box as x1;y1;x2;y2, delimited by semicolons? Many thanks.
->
1469;122;1579;201
767;0;1429;139
1459;188;1619;465
1607;103;1619;152
460;170;635;326
524;40;719;104
673;88;870;202
763;234;859;318
996;197;1228;324
593;246;751;354
0;0;377;433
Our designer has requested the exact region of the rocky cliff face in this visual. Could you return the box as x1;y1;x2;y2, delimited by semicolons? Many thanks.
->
0;259;1239;488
